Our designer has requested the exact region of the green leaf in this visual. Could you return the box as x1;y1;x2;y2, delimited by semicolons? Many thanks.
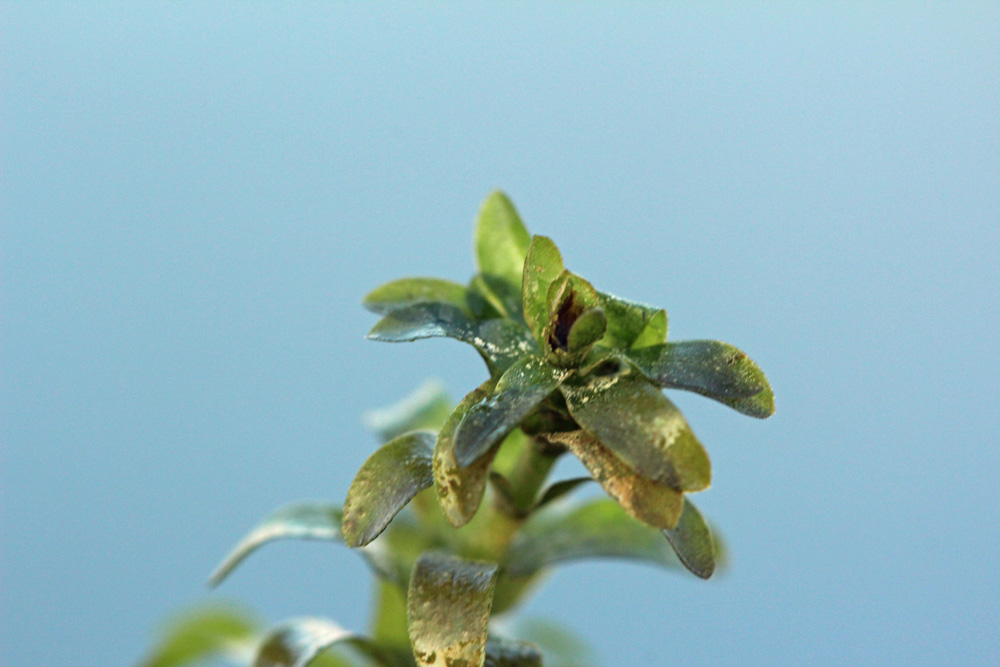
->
504;498;687;577
561;374;711;491
139;604;258;667
407;552;499;667
367;303;534;376
522;235;566;343
254;618;393;667
434;380;500;527
534;476;593;511
475;190;532;299
363;379;453;444
363;277;493;319
626;340;775;418
596;292;667;349
663;497;716;579
566;308;607;354
370;579;411;651
454;355;565;468
484;637;544;667
342;431;436;547
209;503;345;587
631;309;668;350
542;271;601;361
546;430;683;530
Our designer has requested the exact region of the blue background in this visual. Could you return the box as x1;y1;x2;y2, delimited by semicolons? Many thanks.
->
3;3;998;665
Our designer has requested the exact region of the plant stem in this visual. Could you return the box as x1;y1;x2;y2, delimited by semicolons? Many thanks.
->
505;436;561;514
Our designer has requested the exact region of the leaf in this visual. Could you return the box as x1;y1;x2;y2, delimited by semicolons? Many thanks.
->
596;292;667;350
504;498;687;578
475;190;532;299
630;309;668;350
434;380;500;527
566;308;607;354
534;476;592;511
454;355;565;468
367;303;534;376
139;604;258;667
626;340;775;418
546;430;683;530
363;277;493;319
522;235;566;343
542;271;600;360
484;637;544;667
663;497;716;579
561;374;711;492
342;431;436;547
254;618;393;667
209;503;345;587
407;552;499;667
363;379;453;444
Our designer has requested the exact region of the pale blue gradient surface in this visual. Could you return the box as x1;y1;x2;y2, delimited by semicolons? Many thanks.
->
3;4;999;665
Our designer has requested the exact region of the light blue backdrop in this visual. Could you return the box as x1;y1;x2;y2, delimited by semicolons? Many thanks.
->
3;3;998;665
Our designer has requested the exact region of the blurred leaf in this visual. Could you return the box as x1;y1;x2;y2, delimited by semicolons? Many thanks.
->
504;498;686;577
363;380;452;443
626;340;775;418
254;618;393;667
367;303;533;376
489;428;529;479
471;272;524;323
533;476;592;511
566;308;607;354
140;603;258;667
454;355;565;468
503;618;597;667
546;430;683;530
370;580;410;651
363;278;493;319
484;637;543;667
362;509;441;588
561;374;711;491
521;235;565;343
475;190;532;302
343;431;436;547
434;380;500;527
596;292;666;350
209;503;345;587
663;497;716;580
407;552;499;667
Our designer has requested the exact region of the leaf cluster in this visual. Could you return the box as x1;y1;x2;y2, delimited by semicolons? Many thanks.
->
142;192;772;667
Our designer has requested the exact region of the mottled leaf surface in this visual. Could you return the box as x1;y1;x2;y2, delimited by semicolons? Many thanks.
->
475;191;532;297
522;235;565;343
626;340;775;417
407;553;499;667
504;498;685;577
254;618;390;667
454;355;565;468
364;277;490;318
209;503;345;587
139;604;257;667
343;431;436;547
663;497;716;579
561;374;711;491
435;381;499;527
367;303;534;376
363;379;452;444
596;292;666;349
546;430;683;530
